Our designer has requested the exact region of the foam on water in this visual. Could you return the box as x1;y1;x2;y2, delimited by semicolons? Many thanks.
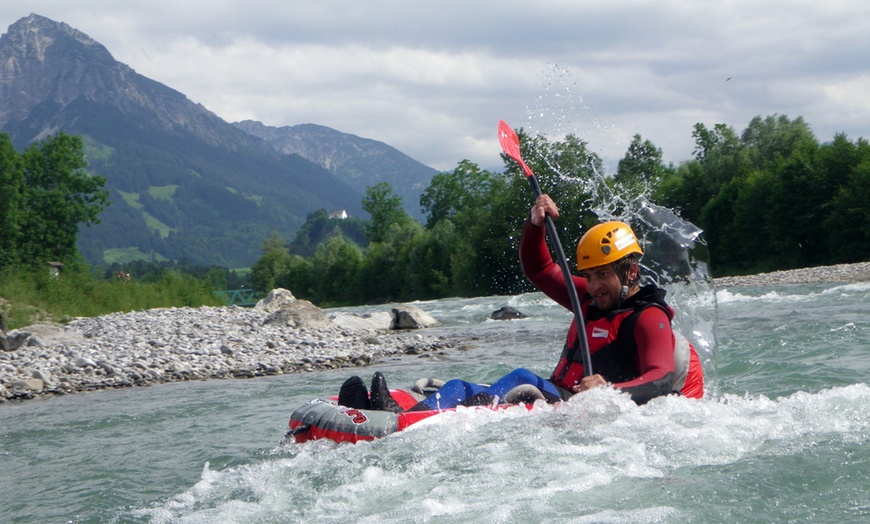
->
132;383;870;523
716;280;870;306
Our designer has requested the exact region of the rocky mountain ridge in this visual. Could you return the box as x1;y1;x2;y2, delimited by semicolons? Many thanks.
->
234;120;436;218
0;14;437;266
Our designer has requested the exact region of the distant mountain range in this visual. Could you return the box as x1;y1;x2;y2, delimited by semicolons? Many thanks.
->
0;13;438;267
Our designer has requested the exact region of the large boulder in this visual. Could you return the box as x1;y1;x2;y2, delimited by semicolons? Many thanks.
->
262;299;335;329
390;305;438;330
254;288;297;313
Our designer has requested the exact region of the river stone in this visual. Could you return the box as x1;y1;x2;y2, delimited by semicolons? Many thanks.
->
31;369;53;385
490;306;527;320
391;305;438;330
330;311;392;331
255;288;297;313
76;357;97;368
263;300;335;329
12;378;44;392
6;331;31;350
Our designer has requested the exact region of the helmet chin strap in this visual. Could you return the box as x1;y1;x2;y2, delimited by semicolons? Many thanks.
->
616;261;639;303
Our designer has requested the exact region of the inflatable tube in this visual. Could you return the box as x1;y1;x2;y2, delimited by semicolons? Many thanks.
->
287;388;539;444
288;399;402;443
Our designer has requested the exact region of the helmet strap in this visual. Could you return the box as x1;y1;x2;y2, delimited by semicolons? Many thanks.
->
614;255;640;303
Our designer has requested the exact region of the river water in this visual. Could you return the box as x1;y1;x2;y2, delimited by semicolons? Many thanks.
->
1;279;868;523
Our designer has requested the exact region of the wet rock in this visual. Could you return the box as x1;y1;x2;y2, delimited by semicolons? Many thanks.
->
490;306;527;320
391;305;438;330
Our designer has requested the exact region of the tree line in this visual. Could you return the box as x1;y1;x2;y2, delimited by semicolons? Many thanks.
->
253;114;870;306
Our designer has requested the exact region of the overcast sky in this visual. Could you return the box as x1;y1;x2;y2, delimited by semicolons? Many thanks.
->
2;1;869;172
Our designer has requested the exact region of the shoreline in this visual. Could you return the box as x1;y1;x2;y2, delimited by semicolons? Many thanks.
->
0;304;463;403
2;261;869;403
712;261;870;288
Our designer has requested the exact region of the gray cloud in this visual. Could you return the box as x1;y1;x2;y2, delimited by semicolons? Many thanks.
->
3;1;869;171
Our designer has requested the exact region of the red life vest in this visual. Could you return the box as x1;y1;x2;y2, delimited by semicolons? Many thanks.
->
550;288;704;400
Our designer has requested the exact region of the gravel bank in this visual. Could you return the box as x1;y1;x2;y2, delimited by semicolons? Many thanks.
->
0;304;460;402
713;261;870;287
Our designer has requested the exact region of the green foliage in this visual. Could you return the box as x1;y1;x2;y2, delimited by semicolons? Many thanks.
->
362;182;414;243
250;114;870;306
0;264;223;330
0;134;24;268
289;208;367;257
822;138;870;262
615;134;674;201
255;129;608;305
251;232;294;293
0;130;249;326
0;132;109;269
420;160;494;228
656;114;870;274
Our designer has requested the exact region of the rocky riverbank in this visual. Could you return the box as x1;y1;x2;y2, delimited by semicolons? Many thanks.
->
712;261;870;287
2;262;869;403
0;290;460;402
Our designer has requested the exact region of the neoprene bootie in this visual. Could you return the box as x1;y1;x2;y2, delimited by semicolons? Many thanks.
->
369;371;404;413
338;375;370;409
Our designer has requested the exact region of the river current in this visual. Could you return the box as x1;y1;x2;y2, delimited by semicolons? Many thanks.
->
1;280;868;523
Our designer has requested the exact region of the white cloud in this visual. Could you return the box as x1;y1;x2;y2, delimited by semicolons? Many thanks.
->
2;0;870;171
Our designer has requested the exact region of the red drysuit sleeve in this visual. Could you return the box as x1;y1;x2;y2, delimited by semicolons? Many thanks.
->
519;219;588;309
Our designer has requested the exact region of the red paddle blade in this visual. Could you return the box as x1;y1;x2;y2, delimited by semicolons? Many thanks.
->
497;120;535;178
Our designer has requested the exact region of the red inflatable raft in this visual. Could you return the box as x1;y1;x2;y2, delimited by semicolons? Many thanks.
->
286;386;541;444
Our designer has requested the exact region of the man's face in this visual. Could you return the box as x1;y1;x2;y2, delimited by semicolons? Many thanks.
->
582;263;623;310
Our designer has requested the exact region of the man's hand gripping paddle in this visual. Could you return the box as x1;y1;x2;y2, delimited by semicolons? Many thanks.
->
498;120;593;378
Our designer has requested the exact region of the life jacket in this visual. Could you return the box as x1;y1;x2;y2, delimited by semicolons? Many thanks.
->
550;284;703;402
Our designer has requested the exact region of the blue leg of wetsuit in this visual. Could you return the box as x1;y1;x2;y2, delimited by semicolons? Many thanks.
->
483;368;562;400
418;379;486;410
418;368;562;410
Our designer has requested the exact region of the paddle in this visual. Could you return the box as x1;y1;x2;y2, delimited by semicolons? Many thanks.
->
497;120;593;377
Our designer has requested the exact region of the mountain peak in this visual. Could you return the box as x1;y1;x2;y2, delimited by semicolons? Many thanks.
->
4;13;107;59
0;13;130;128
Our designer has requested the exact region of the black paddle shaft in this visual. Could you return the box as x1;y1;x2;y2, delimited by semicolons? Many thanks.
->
526;174;594;378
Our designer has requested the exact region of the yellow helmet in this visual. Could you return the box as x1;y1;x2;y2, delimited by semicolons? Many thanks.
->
576;221;643;271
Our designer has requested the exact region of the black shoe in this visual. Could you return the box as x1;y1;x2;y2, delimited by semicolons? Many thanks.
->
370;372;404;413
338;375;370;409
